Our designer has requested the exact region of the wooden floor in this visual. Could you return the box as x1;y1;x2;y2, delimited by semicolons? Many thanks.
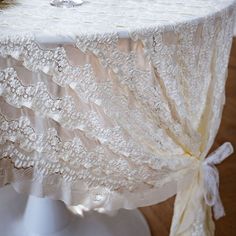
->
140;37;236;236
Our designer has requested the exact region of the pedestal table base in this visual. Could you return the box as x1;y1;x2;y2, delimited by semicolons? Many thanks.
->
0;185;151;236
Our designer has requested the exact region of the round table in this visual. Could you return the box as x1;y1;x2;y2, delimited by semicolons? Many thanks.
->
0;0;236;235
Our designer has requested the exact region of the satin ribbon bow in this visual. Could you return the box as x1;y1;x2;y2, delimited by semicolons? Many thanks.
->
202;142;234;220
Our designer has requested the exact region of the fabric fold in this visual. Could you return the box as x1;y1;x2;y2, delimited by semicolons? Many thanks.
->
170;142;234;236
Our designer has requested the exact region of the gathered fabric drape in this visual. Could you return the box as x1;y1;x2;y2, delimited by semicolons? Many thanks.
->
0;0;236;235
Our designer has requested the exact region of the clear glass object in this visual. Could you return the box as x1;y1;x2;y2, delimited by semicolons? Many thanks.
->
50;0;84;8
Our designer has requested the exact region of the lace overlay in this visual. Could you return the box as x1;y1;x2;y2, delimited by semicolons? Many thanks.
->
0;0;236;235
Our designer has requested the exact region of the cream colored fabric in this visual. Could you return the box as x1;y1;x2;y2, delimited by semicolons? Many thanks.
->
0;0;236;235
170;142;233;236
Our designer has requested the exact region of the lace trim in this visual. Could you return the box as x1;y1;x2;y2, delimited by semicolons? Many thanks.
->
0;67;99;130
75;34;201;156
0;36;90;85
0;141;195;193
0;36;183;155
0;59;192;169
0;67;163;166
0;109;194;192
0;124;144;190
0;156;197;212
0;37;199;156
0;142;139;189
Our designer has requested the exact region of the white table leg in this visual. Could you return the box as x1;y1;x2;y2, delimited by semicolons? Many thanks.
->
0;185;151;236
23;195;73;235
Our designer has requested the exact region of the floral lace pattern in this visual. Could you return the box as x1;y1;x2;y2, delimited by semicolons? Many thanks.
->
0;113;193;191
0;67;188;170
76;33;202;157
0;0;236;235
0;0;235;37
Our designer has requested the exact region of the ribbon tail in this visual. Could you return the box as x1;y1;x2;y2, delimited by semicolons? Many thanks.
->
213;196;225;220
203;142;234;220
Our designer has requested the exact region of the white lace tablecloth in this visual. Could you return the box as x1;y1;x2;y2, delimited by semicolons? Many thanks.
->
0;0;236;235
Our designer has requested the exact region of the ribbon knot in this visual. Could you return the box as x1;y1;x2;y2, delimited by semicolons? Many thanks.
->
203;142;234;220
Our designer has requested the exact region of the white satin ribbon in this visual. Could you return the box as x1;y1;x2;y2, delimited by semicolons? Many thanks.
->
202;142;234;220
